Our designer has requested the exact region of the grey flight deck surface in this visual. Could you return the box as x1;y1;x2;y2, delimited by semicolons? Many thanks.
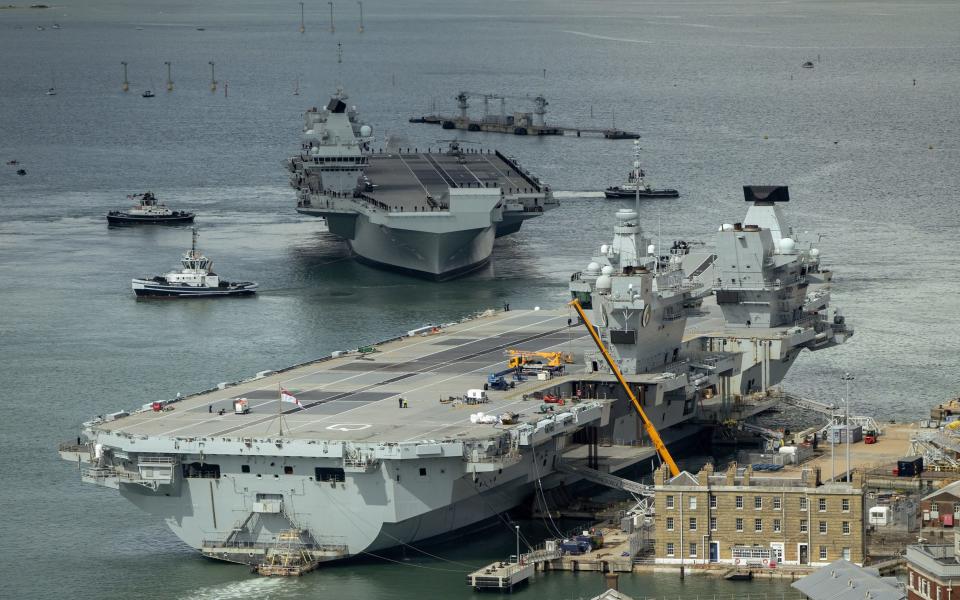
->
101;309;584;443
363;151;542;211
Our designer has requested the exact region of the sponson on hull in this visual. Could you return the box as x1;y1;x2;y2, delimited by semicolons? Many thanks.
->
131;229;257;298
107;192;195;225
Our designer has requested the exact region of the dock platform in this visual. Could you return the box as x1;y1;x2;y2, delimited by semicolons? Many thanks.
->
467;561;535;591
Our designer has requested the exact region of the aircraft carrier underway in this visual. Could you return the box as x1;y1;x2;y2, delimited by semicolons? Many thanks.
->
59;185;852;567
286;90;557;280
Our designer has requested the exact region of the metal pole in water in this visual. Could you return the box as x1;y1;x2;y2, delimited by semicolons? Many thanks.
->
328;1;335;33
164;61;173;91
357;0;364;32
121;61;129;92
299;1;305;33
208;61;217;92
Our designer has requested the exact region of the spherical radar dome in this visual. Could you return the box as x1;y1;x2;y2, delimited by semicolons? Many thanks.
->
360;125;372;137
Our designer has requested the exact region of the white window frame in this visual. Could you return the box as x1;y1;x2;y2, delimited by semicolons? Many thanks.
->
842;498;850;512
773;496;781;510
736;517;744;532
689;542;697;558
842;521;850;535
689;496;697;510
773;518;781;533
755;518;763;532
666;495;674;509
736;495;744;509
710;516;717;531
800;497;808;511
818;498;827;512
819;520;827;534
800;519;808;533
689;517;697;531
710;495;717;509
819;545;827;560
666;516;674;531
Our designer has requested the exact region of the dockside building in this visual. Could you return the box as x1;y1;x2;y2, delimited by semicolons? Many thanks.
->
653;463;865;567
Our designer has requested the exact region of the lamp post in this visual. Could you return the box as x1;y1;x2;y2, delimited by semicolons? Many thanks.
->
842;373;855;482
515;525;520;564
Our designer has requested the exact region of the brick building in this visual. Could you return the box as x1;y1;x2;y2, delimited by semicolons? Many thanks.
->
653;462;865;567
906;532;960;600
920;480;960;529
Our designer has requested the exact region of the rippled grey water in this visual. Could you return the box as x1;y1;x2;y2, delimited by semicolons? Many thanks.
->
2;0;959;598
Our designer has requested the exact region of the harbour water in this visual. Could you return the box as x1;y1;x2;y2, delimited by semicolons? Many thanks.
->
1;0;959;598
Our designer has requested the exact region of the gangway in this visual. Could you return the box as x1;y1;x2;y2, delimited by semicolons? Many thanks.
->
554;461;653;497
742;422;784;440
777;391;837;417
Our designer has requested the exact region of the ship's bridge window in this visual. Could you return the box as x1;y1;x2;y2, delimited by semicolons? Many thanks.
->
315;467;345;483
183;462;221;479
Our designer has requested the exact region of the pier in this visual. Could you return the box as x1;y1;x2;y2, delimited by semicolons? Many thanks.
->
410;91;640;139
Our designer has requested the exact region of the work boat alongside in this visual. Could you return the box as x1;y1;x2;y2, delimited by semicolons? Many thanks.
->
107;192;195;225
287;90;558;280
131;229;256;298
61;185;851;569
604;147;678;199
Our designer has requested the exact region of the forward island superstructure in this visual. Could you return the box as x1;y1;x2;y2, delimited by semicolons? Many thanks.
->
60;186;852;567
286;90;557;279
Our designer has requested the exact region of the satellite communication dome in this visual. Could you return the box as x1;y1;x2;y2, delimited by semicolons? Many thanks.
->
617;208;638;222
809;248;821;257
586;262;601;275
601;265;615;276
596;275;612;291
779;238;796;254
600;244;610;254
360;125;372;137
647;244;656;255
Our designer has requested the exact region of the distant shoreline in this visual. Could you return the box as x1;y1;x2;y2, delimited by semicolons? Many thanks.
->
0;4;52;10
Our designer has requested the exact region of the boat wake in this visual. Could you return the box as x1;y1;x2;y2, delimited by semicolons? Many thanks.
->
177;578;287;600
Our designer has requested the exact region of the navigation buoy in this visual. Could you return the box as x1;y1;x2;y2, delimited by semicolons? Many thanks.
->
763;135;768;140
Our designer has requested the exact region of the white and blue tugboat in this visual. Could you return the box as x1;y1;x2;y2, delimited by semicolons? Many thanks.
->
132;229;257;298
107;192;195;225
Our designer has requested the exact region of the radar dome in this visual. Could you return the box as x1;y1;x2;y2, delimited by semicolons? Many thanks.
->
586;262;601;275
601;265;615;276
647;244;656;255
596;275;612;291
809;248;821;258
600;244;610;254
360;125;372;137
779;238;796;254
616;208;638;222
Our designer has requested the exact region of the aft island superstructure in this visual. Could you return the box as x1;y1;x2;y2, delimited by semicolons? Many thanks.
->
287;91;557;280
60;186;852;567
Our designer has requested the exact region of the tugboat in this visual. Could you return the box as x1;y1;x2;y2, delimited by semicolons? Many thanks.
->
801;61;815;69
132;229;257;298
604;144;679;199
142;90;155;98
107;192;194;225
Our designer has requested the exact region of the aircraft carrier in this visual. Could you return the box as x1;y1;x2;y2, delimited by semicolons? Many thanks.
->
59;186;852;567
287;90;557;280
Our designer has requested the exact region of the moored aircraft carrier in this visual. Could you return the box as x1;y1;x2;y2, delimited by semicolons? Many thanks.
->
59;185;853;567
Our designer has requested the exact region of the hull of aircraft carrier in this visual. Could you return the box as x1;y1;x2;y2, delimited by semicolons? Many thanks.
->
60;186;853;567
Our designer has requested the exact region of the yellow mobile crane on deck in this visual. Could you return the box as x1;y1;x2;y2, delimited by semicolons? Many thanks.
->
569;299;681;477
506;349;574;370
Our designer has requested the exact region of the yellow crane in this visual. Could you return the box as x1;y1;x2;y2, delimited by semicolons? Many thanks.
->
506;349;574;370
568;299;681;477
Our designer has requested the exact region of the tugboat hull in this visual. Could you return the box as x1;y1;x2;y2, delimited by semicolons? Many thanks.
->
108;212;195;225
132;279;257;298
604;187;679;199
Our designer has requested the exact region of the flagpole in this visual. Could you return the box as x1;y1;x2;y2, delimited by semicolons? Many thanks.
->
278;383;283;436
